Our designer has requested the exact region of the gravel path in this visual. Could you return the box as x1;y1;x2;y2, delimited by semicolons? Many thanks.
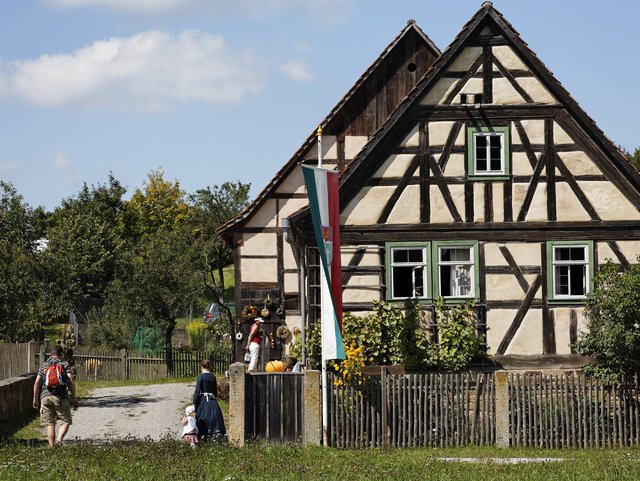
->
65;382;196;443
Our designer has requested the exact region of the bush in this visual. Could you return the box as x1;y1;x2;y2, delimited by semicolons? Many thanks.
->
186;321;208;351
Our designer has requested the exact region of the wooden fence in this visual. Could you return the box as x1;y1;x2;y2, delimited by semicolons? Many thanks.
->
245;372;305;443
0;342;36;381
509;372;640;448
70;348;233;382
328;370;495;448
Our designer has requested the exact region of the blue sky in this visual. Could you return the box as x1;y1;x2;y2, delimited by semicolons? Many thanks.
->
1;0;638;210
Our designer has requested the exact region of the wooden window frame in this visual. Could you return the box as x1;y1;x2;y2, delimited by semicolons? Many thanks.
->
432;241;480;302
546;240;594;303
385;242;432;302
466;126;511;180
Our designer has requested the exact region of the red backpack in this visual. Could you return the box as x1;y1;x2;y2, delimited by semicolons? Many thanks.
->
44;361;66;390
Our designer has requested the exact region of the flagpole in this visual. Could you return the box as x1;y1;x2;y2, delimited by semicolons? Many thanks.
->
317;125;330;446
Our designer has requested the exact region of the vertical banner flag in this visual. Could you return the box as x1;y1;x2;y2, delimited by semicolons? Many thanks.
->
302;165;346;360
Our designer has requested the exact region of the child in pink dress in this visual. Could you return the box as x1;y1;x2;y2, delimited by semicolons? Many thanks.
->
181;405;199;447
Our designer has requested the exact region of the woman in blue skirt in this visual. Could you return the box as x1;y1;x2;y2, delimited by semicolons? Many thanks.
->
193;359;226;441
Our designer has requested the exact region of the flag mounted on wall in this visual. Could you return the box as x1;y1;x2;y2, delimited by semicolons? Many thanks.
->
302;165;345;361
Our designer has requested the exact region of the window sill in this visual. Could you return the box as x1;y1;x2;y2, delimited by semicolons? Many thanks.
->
467;174;511;181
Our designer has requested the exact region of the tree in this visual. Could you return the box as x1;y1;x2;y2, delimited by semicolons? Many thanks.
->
621;146;640;172
96;170;200;353
575;261;640;385
0;181;43;341
42;174;126;320
190;181;250;358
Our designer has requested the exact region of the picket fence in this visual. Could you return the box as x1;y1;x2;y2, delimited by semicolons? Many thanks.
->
0;342;37;381
328;370;640;449
69;347;233;382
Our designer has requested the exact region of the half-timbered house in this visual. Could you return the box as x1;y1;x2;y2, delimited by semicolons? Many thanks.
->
220;2;640;368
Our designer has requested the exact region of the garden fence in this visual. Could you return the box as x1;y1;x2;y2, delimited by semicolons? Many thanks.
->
0;342;37;381
68;347;233;382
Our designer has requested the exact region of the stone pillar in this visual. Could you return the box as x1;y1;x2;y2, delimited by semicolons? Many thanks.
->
228;362;246;447
495;370;510;448
303;370;321;446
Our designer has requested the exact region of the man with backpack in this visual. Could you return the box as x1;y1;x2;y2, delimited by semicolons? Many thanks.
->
33;344;78;447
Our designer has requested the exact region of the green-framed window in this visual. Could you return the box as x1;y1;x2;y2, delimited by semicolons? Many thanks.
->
433;241;480;300
385;242;431;300
547;241;594;302
385;241;479;302
466;126;510;180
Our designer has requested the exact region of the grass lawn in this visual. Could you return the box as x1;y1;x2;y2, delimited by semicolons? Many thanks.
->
0;442;639;480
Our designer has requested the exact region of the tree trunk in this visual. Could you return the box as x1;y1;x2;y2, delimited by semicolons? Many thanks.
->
165;319;175;374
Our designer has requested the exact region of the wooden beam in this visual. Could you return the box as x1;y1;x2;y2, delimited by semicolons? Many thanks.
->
606;241;630;268
484;182;493;223
492;55;533;103
414;105;564;121
437;121;463;171
513;120;538;170
516;153;546;222
377;155;421;224
341;247;367;291
496;275;543;355
554;154;601;221
498;244;530;293
419;122;430;224
545;119;557;222
428;155;463;222
443;54;484;104
483;46;493;104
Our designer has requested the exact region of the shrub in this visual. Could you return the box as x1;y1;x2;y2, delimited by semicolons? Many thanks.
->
186;321;208;351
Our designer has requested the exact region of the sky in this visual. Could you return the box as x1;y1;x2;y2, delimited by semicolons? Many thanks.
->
0;0;638;211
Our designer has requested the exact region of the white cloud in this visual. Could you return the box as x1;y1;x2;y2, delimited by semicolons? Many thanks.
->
280;60;314;83
45;0;354;23
3;30;266;110
54;152;79;182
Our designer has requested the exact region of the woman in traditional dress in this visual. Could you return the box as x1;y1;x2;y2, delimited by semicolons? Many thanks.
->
193;359;226;441
245;317;264;372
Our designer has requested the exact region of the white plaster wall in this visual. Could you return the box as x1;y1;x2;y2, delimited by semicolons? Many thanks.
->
343;288;381;303
400;125;419;147
519;119;545;144
473;183;484;223
515;78;556;104
484;243;509;266
277;168;307;194
486;274;527;301
346;274;380;288
491;183;503;222
581;181;640;220
454;78;484;104
343;186;394;225
284;272;298;293
557;151;602;176
555;183;591;222
449;184;466;222
283;240;297;268
374;154;416;178
430;185;454;223
420;78;457;105
443;153;466;177
524;184;548;222
277;198;308;220
511;152;535;176
241;232;277;256
242;257;278;282
493;46;528;71
387;185;420;224
598;241;640;264
553;123;574;145
303;135;338;161
429;121;465;146
552;308;574;355
246;199;278;228
345;136;368;159
492;77;526;105
487;309;542;356
448;47;482;71
485;241;541;267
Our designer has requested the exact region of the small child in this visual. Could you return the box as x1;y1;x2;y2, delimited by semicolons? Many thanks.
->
181;405;199;447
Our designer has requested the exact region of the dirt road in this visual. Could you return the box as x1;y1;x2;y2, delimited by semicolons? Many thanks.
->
64;382;196;443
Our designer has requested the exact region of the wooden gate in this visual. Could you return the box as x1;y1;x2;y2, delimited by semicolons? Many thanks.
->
245;372;304;443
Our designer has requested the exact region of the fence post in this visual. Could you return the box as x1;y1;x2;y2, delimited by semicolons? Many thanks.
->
27;341;35;373
228;362;246;447
381;366;389;451
495;370;510;448
38;344;46;365
120;349;128;381
304;370;322;446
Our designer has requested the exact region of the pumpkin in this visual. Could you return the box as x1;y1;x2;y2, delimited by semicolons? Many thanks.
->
265;360;286;372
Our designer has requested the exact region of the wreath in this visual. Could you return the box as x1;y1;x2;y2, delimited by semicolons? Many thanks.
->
242;305;258;321
276;324;290;340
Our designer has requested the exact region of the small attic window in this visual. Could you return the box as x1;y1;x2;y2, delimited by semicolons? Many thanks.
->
461;93;483;104
407;62;417;73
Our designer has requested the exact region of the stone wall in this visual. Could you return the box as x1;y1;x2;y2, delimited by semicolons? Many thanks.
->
0;374;36;422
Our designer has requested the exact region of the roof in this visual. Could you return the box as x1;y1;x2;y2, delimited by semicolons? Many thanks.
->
290;1;640;224
217;21;441;237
